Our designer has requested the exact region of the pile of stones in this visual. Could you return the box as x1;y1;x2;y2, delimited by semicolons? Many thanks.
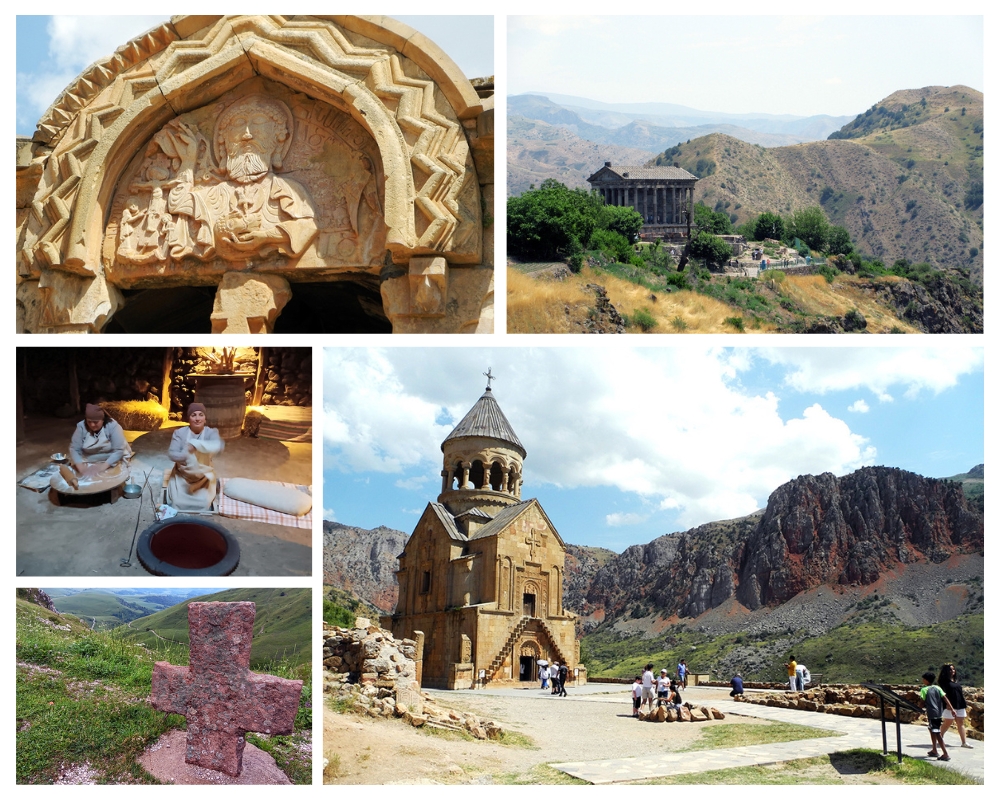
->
638;703;724;723
739;685;984;740
323;618;503;740
259;348;311;406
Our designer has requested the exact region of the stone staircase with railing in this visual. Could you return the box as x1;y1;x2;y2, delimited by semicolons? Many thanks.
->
482;615;571;686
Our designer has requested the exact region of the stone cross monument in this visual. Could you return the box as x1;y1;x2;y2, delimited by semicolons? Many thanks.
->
151;601;303;777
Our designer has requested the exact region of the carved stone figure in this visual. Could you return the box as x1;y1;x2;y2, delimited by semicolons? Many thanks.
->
118;95;318;267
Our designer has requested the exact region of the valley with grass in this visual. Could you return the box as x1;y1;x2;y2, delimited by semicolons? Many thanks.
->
16;588;312;785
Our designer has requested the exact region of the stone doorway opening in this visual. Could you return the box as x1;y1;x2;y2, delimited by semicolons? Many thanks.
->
519;655;534;682
273;282;391;333
523;592;536;617
104;287;216;333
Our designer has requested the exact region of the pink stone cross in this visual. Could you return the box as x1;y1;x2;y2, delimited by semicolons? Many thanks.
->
151;601;303;777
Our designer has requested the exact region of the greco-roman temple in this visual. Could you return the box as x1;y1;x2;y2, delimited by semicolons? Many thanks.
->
587;162;697;241
16;16;494;334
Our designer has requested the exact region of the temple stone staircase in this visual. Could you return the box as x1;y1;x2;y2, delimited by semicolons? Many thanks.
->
482;615;572;685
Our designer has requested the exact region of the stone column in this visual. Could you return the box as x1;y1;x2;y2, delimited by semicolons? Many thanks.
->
461;463;471;489
210;272;292;334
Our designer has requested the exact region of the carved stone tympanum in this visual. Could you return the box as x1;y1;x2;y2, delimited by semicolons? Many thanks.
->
17;15;494;333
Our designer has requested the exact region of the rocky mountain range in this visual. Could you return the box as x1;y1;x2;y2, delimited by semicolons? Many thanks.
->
509;86;984;283
322;522;408;613
325;466;984;640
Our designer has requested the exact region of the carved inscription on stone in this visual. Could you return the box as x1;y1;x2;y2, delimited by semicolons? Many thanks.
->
105;83;386;286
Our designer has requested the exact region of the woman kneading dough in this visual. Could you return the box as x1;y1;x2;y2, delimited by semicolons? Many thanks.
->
52;404;131;491
166;403;224;511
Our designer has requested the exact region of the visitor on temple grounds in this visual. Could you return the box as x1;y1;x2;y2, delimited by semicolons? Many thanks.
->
938;664;973;748
795;661;810;690
641;663;657;713
785;656;798;691
730;673;744;697
632;676;642;717
657;669;671;704
677;659;687;688
922;670;955;761
550;662;560;695
669;677;683;707
539;664;549;690
557;663;568;697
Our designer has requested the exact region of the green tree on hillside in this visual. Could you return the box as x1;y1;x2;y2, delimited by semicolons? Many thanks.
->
789;206;830;251
826;225;853;256
507;180;602;260
693;203;734;235
753;211;785;242
600;204;644;243
688;230;733;266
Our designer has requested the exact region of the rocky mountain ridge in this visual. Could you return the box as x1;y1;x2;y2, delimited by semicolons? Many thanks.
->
322;522;408;613
323;466;983;641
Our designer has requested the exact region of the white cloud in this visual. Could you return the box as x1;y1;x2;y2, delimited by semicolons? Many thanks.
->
47;16;169;73
762;347;983;398
605;512;649;527
848;399;870;413
395;475;431;491
325;347;885;531
323;508;336;521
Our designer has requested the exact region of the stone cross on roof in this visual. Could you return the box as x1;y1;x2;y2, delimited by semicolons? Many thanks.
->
151;602;303;777
484;367;495;388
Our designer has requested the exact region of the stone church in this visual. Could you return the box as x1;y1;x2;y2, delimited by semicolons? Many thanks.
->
16;16;494;334
384;381;581;690
587;161;697;241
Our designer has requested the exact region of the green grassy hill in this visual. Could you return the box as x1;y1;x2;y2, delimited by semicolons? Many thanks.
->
120;588;311;668
16;593;311;784
581;613;984;688
47;591;166;630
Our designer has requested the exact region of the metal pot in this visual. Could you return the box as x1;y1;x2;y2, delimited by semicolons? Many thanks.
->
123;483;143;499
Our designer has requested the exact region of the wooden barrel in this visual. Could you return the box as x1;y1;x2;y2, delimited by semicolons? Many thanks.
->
193;374;249;439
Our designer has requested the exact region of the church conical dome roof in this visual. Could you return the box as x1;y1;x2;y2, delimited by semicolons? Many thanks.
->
442;387;525;456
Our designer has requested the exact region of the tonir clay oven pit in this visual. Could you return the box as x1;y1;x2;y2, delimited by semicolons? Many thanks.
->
137;518;240;576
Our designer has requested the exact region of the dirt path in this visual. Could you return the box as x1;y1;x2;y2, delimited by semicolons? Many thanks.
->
324;686;768;784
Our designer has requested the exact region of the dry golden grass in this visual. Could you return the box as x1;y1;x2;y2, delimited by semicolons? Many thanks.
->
508;265;919;335
507;268;597;333
100;399;168;431
782;275;917;333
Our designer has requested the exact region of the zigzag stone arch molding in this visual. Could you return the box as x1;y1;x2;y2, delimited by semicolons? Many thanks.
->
17;15;494;334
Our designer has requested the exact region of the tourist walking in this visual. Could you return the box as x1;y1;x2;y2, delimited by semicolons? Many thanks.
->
641;663;656;713
557;663;568;697
921;670;956;761
677;659;688;689
785;656;797;691
539;664;550;690
938;664;973;748
550;661;560;695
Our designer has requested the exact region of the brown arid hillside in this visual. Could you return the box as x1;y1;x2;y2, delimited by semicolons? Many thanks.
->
508;115;657;197
322;522;408;613
657;86;983;282
507;264;984;334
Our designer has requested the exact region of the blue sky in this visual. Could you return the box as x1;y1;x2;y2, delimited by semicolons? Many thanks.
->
16;15;494;136
509;15;984;117
323;345;984;552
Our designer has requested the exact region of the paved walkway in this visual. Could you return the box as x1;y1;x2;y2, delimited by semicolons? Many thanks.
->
549;695;984;784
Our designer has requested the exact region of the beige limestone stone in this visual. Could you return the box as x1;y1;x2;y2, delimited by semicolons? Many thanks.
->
16;15;493;333
210;272;291;333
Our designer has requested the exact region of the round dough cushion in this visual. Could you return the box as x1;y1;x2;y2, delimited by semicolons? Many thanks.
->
224;478;312;516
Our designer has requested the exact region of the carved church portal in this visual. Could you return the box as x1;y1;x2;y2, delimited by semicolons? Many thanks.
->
519;655;534;682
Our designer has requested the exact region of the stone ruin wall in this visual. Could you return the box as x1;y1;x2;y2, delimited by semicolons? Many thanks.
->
324;618;503;739
18;347;310;420
731;684;985;739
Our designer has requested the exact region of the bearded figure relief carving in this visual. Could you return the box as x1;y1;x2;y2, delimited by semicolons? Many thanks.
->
107;88;387;284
